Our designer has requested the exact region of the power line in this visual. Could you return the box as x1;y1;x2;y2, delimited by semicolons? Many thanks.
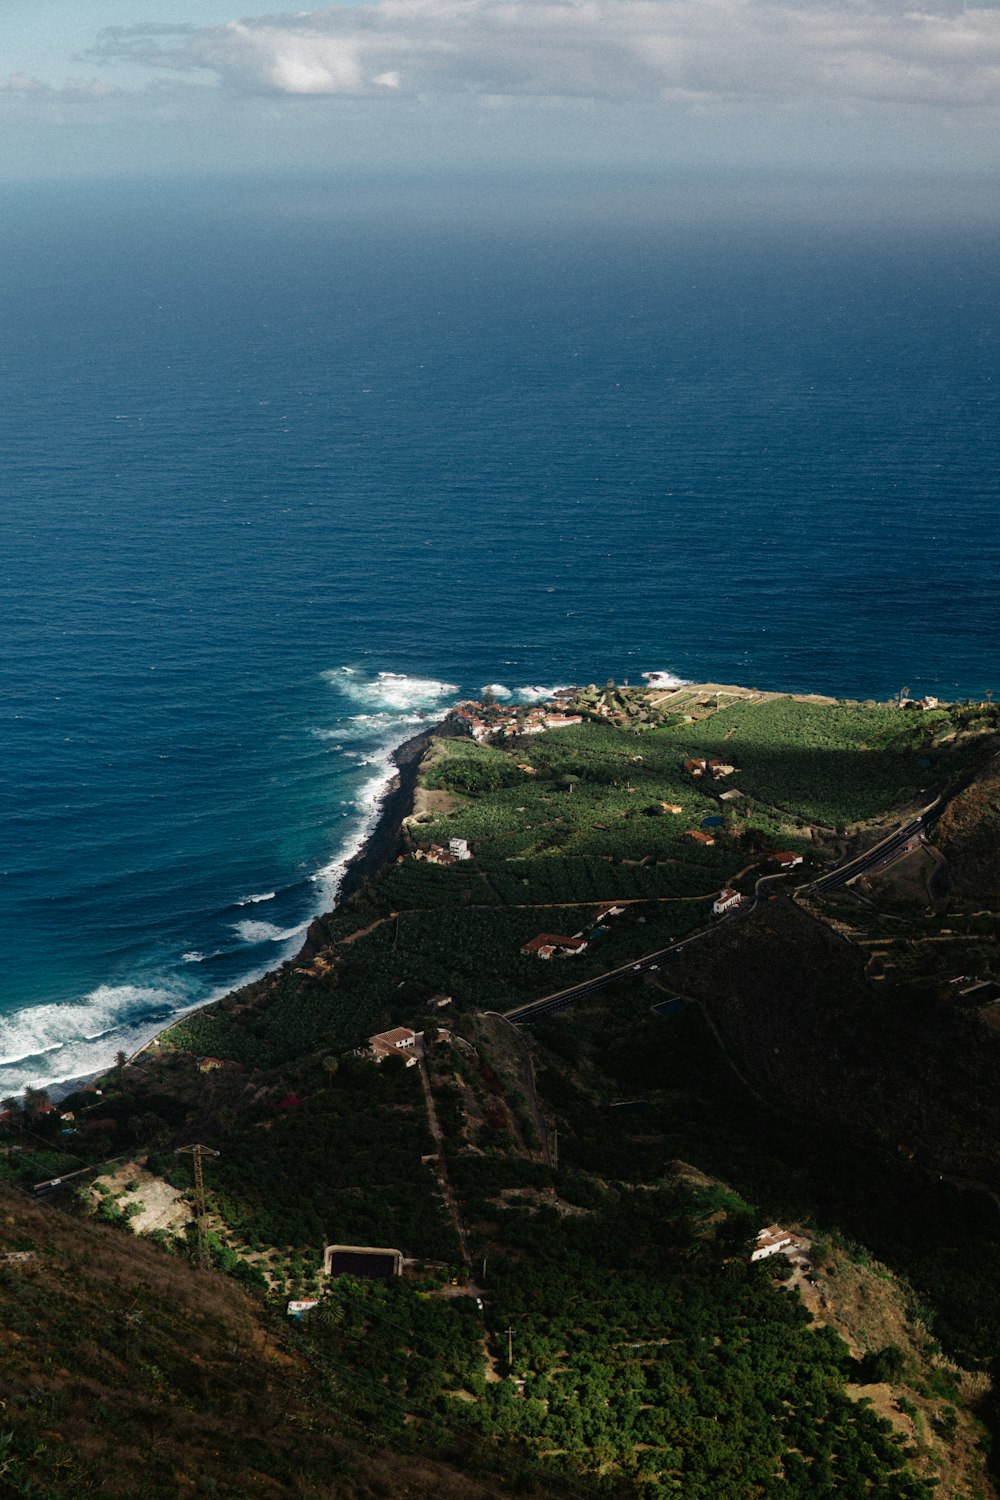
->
175;1143;220;1269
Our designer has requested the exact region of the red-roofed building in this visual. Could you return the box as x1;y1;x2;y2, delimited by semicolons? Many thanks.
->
521;933;588;960
414;843;458;866
713;888;746;915
369;1027;420;1066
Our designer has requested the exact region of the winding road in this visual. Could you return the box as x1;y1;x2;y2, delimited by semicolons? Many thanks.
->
503;797;947;1026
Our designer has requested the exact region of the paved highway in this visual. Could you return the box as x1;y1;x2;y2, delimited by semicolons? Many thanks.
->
801;796;943;895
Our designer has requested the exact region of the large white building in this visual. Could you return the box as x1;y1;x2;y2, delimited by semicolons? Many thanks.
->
712;888;745;915
749;1226;795;1262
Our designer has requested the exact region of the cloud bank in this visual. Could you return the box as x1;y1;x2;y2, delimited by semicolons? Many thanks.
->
93;0;1000;110
0;73;119;100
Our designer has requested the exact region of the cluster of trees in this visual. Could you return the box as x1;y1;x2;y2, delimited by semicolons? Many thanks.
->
298;1277;487;1428
424;740;528;794
170;969;335;1070
302;1177;937;1497
328;899;700;1021
484;856;720;906
170;1065;457;1261
537;953;1000;1375
159;700;954;1082
377;858;492;910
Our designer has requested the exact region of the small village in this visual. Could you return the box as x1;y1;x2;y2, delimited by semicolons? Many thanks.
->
446;697;584;742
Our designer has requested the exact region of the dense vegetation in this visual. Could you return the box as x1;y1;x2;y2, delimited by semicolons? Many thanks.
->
171;1060;458;1265
299;1185;938;1498
8;686;999;1497
167;693;989;1073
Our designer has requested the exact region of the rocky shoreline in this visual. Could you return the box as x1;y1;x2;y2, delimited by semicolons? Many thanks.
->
49;723;441;1099
295;724;436;962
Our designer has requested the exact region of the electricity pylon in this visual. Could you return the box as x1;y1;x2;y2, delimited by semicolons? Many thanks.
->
175;1144;220;1269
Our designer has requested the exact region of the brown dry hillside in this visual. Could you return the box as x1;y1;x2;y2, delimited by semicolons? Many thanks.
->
936;760;1000;901
0;1188;525;1500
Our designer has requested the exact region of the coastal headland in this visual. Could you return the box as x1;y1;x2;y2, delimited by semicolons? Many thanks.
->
5;678;1000;1499
87;676;1000;1075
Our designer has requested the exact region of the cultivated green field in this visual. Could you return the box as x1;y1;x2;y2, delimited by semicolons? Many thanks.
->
170;692;983;1068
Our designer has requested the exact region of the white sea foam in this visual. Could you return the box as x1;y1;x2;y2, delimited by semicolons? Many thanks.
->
0;666;453;1099
642;669;690;689
309;745;399;904
481;683;512;698
305;665;462;906
323;667;459;712
0;969;291;1100
232;919;310;945
0;983;186;1098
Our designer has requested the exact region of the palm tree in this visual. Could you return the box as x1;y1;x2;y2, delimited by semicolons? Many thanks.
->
23;1087;50;1121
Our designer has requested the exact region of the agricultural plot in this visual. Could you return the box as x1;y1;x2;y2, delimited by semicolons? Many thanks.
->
375;858;496;910
660;699;952;826
483;855;722;907
463;1203;934;1498
418;738;741;875
168;972;339;1068
167;704;936;1074
329;901;704;1019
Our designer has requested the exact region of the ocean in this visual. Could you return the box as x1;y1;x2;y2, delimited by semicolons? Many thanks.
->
1;173;998;1095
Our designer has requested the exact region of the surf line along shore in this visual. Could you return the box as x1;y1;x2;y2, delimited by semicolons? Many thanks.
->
52;722;442;1097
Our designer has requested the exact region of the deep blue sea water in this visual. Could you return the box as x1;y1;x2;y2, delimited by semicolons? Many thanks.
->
1;175;998;1094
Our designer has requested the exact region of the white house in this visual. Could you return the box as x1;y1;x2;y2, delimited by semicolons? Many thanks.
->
712;889;745;916
448;838;472;861
369;1027;420;1066
749;1226;795;1262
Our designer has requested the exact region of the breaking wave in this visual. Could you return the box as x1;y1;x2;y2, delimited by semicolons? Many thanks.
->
642;669;690;689
231;919;310;945
0;983;186;1097
0;661;631;1098
323;667;459;712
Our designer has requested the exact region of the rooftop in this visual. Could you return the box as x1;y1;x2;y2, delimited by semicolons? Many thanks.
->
370;1027;417;1048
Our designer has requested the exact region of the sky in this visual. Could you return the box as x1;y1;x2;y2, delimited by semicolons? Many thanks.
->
1;0;999;185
